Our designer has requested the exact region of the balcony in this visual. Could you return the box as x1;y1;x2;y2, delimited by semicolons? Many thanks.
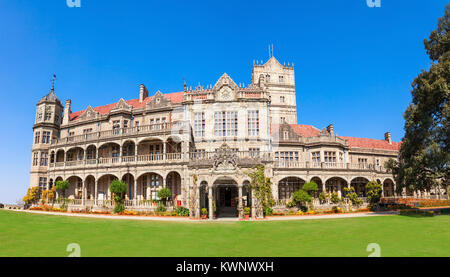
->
274;161;389;173
50;153;184;169
51;121;187;147
188;151;272;167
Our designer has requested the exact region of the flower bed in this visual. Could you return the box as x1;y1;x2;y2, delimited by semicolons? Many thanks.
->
269;207;370;217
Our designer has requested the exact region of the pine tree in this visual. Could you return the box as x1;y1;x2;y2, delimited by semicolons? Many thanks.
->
388;5;449;194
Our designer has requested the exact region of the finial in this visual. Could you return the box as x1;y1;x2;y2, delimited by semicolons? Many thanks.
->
51;74;56;91
183;77;187;92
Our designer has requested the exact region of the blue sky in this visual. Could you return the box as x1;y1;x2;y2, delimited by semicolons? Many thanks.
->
0;0;447;203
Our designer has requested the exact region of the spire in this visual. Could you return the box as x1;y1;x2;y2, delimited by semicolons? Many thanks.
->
38;74;61;105
51;74;56;92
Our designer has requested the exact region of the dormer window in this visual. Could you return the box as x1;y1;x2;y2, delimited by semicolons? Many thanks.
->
283;131;289;140
156;98;160;104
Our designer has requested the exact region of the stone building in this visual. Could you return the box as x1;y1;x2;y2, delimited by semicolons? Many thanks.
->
29;56;403;218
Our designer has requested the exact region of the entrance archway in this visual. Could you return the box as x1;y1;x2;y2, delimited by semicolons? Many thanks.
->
214;178;238;218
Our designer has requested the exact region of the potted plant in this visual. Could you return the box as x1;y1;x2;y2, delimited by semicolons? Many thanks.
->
243;207;251;220
213;203;217;219
201;208;208;219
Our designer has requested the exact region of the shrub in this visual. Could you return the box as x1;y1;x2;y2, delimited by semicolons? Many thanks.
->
319;192;328;203
344;187;363;207
176;206;190;217
330;193;340;204
23;187;40;205
265;207;273;216
243;207;251;215
293;190;312;205
157;187;172;204
201;208;208;216
332;206;341;213
302;181;319;196
286;201;297;208
366;181;383;210
109;180;127;214
156;203;167;212
55;180;69;198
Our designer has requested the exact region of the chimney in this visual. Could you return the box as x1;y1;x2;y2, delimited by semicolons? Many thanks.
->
327;124;334;136
62;99;71;125
139;84;149;103
384;132;392;144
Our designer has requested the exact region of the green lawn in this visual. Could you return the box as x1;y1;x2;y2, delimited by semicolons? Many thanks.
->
0;210;449;257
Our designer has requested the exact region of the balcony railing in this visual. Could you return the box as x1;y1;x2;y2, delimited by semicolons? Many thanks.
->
49;153;184;168
51;121;187;146
274;161;389;173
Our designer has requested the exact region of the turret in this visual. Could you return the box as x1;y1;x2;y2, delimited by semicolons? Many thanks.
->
30;78;63;193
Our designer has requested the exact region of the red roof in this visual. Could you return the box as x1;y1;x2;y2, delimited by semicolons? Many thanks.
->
270;124;321;137
272;124;400;151
290;124;320;137
339;136;401;151
70;91;184;121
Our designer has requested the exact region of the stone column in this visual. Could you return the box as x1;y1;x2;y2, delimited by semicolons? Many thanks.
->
337;182;342;198
94;180;98;206
133;179;137;206
251;189;256;219
393;183;397;197
82;180;86;206
208;185;213;220
196;185;201;219
163;143;167;160
238;185;243;218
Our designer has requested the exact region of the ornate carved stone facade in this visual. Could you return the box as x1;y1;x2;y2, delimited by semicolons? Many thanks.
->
29;56;402;218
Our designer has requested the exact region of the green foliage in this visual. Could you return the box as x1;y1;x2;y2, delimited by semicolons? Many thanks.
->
114;203;125;214
265;207;273;216
286;201;296;208
23;187;40;205
158;187;172;201
243;207;251;215
110;180;127;196
344;187;363;207
330;193;340;204
319;192;328;203
391;5;450;193
55;180;69;197
302;181;319;196
109;180;127;214
293;190;312;205
175;206;189;217
156;203;167;212
366;181;383;209
248;165;275;218
201;208;208;216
